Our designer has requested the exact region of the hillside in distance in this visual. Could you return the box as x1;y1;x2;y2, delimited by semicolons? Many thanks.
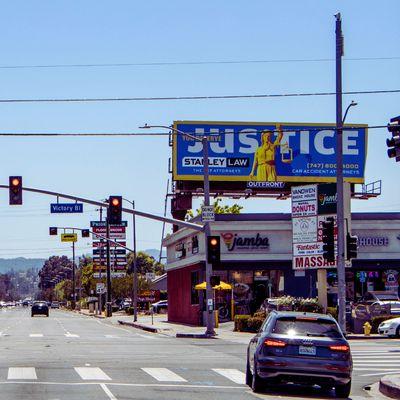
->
0;258;45;273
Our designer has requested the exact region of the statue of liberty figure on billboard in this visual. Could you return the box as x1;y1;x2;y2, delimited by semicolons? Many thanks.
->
249;126;284;182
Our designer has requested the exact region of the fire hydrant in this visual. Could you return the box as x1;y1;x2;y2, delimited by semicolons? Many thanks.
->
363;321;372;336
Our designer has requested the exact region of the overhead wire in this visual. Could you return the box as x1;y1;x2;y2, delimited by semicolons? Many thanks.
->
0;89;398;104
0;56;398;70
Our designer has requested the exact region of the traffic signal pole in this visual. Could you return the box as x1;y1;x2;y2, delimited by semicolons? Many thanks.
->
72;240;76;310
106;218;112;317
335;13;347;333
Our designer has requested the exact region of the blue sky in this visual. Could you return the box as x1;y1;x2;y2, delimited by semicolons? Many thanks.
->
0;1;398;258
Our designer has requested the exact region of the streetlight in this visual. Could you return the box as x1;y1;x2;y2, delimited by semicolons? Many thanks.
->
139;124;216;336
123;198;138;322
343;101;357;124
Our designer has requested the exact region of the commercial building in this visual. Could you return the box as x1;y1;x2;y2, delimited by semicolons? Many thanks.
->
163;212;400;326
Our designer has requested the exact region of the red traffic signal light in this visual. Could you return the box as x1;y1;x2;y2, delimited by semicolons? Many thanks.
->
9;176;22;205
108;196;122;225
207;236;220;264
49;227;58;236
82;229;90;238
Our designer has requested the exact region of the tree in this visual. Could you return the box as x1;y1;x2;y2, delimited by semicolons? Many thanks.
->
54;280;73;302
126;251;165;276
186;198;243;219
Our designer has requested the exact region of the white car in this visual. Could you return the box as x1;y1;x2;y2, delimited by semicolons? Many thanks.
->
378;317;400;337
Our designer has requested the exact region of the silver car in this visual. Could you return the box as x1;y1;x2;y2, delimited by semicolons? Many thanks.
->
246;311;352;398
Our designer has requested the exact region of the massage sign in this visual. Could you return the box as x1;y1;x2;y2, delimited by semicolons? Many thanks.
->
291;183;338;270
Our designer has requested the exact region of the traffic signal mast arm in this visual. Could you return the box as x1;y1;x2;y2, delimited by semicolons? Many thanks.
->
0;183;203;232
51;226;134;253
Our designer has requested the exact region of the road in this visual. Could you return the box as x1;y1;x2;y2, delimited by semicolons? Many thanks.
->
0;307;392;399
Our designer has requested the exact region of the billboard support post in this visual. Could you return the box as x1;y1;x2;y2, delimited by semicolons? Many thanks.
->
106;218;112;317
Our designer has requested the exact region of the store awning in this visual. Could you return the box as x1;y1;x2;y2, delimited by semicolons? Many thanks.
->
195;281;232;291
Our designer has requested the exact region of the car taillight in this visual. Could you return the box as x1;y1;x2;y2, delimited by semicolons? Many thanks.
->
329;344;350;352
264;339;287;347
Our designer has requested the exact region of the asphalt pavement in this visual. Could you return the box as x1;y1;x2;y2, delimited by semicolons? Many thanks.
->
0;306;392;399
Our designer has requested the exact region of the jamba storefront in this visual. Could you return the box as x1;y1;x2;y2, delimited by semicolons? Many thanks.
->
163;212;400;326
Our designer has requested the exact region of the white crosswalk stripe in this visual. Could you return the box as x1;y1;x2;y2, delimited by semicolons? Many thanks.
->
29;334;43;338
65;333;79;338
212;368;245;384
74;367;112;381
141;368;187;382
352;348;400;375
8;367;37;380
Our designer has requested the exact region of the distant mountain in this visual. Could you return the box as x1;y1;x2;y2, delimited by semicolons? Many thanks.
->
0;258;45;274
143;249;165;261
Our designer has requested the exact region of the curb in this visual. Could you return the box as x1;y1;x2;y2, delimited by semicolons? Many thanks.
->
176;332;218;339
347;335;389;340
118;320;159;333
78;310;106;319
380;375;400;399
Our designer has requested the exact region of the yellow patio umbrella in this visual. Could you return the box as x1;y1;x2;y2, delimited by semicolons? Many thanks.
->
195;281;232;290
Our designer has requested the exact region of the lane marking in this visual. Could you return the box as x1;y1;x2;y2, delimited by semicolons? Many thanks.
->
141;368;187;382
354;367;400;371
29;334;43;338
105;335;119;339
74;367;111;381
65;333;79;338
100;383;118;400
8;368;37;380
360;371;400;377
212;369;245;385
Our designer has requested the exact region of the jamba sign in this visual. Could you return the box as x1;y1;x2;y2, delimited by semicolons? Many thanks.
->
173;121;367;183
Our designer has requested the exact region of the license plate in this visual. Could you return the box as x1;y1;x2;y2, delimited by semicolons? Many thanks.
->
299;346;316;356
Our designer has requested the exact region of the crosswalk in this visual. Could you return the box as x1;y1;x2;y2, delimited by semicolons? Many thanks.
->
2;366;245;385
352;348;400;376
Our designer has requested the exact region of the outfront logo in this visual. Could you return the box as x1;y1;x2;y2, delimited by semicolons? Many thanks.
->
221;232;269;252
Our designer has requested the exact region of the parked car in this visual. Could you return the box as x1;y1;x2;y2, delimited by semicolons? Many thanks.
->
152;300;168;313
246;311;352;397
356;291;400;315
51;301;60;309
31;301;49;317
378;317;400;337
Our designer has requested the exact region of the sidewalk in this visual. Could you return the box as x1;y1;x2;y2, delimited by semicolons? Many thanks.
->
117;313;254;343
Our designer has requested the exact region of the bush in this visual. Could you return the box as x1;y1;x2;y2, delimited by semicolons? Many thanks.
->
125;307;134;315
297;298;323;313
247;316;265;332
327;307;338;320
234;315;251;332
371;315;398;333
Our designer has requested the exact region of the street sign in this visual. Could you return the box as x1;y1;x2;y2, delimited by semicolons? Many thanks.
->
90;221;128;227
61;233;78;242
50;203;83;213
96;283;105;294
201;205;215;222
92;241;126;248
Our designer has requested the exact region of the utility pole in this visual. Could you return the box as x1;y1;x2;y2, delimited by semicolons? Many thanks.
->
335;13;347;333
98;207;103;315
132;200;138;322
106;217;112;317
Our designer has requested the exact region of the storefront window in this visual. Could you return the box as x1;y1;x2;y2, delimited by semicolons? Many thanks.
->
191;271;200;305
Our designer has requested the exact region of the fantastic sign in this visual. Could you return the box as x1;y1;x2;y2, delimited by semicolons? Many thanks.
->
173;121;367;183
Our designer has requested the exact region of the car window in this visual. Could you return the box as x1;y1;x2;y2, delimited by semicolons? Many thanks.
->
272;317;342;338
375;294;399;301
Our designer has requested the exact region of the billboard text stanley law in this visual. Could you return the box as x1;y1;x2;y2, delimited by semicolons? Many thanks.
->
173;121;367;183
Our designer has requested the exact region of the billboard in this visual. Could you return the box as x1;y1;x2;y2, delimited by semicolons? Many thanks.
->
173;121;368;183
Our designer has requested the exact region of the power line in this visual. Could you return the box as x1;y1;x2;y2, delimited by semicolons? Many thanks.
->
0;56;398;70
0;125;389;137
0;89;398;104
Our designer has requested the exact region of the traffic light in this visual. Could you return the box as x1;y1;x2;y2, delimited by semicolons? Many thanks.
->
9;176;22;205
210;275;221;287
346;233;358;260
207;236;220;264
82;229;90;238
322;217;335;262
387;116;400;162
108;196;122;225
49;227;58;236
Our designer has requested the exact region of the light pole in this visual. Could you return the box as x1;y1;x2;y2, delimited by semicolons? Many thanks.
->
139;124;215;336
123;198;138;322
335;13;358;334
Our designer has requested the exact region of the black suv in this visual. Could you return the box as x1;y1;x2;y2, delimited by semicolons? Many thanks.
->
31;301;49;317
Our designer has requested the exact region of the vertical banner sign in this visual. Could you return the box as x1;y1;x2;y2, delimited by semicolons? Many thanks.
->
90;221;128;275
292;184;337;270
